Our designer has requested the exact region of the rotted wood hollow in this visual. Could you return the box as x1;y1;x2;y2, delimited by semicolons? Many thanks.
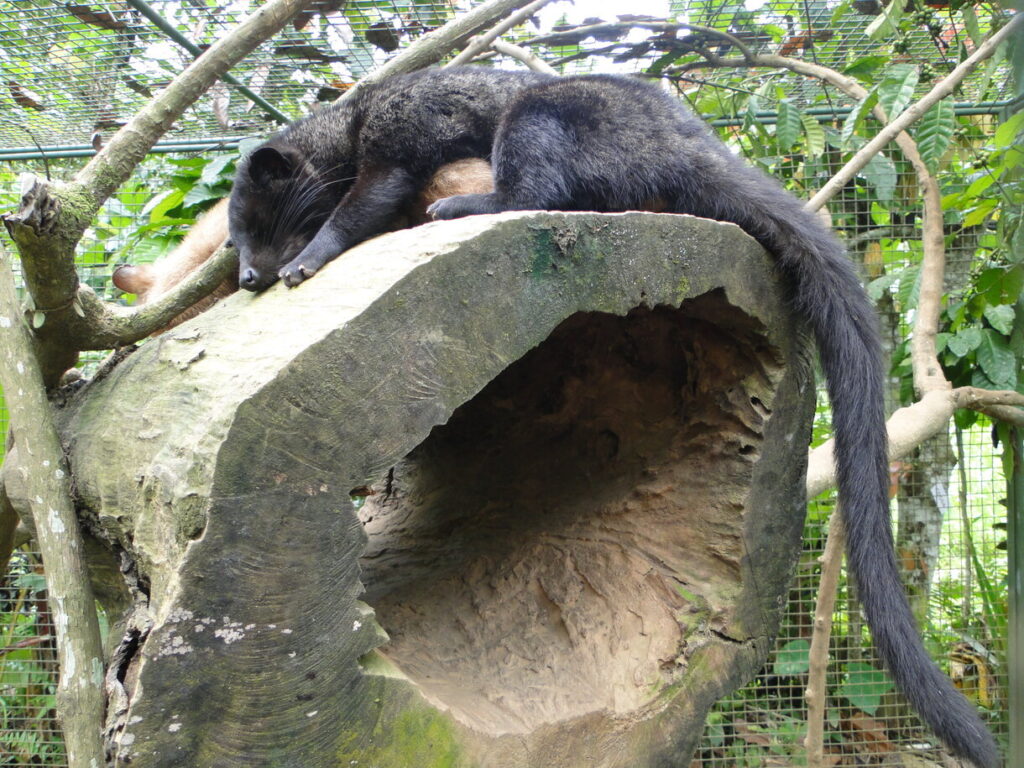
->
45;212;814;767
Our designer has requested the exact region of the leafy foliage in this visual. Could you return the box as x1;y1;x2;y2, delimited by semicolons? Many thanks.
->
0;0;1018;765
0;555;63;766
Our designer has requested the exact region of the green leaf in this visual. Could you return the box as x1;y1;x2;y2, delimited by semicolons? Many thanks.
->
954;407;979;430
878;64;919;121
773;639;811;677
977;330;1017;389
142;188;186;223
948;326;984;357
999;265;1024;304
800;112;825;158
867;272;899;302
984;304;1016;335
13;571;47;593
964;173;995;199
182;184;223;209
860;150;897;203
199;154;235;186
994;110;1024;149
914;97;955;173
895;262;921;308
776;99;803;152
842;55;889;81
840;89;879;149
971;365;998;391
865;0;905;39
870;201;890;226
942;325;983;360
31;311;45;329
961;5;982;45
839;662;894;714
963;198;997;228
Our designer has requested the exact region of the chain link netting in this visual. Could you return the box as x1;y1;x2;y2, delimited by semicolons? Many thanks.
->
1;0;1016;765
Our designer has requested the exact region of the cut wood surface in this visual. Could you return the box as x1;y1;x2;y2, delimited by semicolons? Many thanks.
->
30;212;815;767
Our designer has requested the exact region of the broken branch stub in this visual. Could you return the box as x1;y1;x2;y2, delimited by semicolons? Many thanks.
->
46;212;814;767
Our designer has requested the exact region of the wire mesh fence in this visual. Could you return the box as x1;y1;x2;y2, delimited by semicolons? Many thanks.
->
0;0;1017;765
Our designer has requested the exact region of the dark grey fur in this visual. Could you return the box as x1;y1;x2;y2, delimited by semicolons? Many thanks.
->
229;67;546;290
229;68;998;768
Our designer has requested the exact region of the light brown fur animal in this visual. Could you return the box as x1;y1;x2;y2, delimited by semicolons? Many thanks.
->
112;198;235;329
112;158;494;330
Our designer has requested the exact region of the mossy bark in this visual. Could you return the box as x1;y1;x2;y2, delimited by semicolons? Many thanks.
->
17;212;814;767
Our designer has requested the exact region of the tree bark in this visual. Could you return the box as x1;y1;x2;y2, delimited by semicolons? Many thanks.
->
8;213;816;767
0;254;105;768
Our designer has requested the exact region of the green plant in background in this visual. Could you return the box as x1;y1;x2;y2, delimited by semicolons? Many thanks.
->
84;145;247;304
0;559;63;765
672;3;1019;759
1;0;1020;764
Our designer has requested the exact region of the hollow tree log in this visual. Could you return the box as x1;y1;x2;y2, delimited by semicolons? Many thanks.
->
9;212;815;767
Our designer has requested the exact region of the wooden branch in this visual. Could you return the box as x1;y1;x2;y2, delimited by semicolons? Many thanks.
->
2;0;309;386
73;244;238;350
0;253;104;768
910;162;950;395
808;388;1024;496
805;14;1021;211
952;388;1024;425
345;0;542;96
75;0;309;210
487;39;559;74
526;20;756;62
804;508;846;767
448;0;557;67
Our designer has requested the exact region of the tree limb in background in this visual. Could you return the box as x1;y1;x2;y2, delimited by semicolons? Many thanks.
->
3;0;310;386
75;0;309;209
0;253;105;768
488;39;559;74
345;0;543;96
661;31;1023;757
448;0;557;67
525;20;757;62
74;243;239;350
808;388;1024;497
804;508;846;768
802;13;1021;211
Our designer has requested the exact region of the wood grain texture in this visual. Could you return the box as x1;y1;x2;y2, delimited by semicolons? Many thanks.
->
44;212;814;767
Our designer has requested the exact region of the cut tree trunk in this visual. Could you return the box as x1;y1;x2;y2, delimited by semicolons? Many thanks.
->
7;211;815;768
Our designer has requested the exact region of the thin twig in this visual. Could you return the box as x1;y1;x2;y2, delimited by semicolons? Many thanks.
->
448;0;557;67
346;0;542;96
805;507;846;767
805;14;1021;211
488;39;558;74
526;20;757;62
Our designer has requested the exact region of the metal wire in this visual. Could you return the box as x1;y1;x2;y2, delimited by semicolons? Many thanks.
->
0;1;1015;765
